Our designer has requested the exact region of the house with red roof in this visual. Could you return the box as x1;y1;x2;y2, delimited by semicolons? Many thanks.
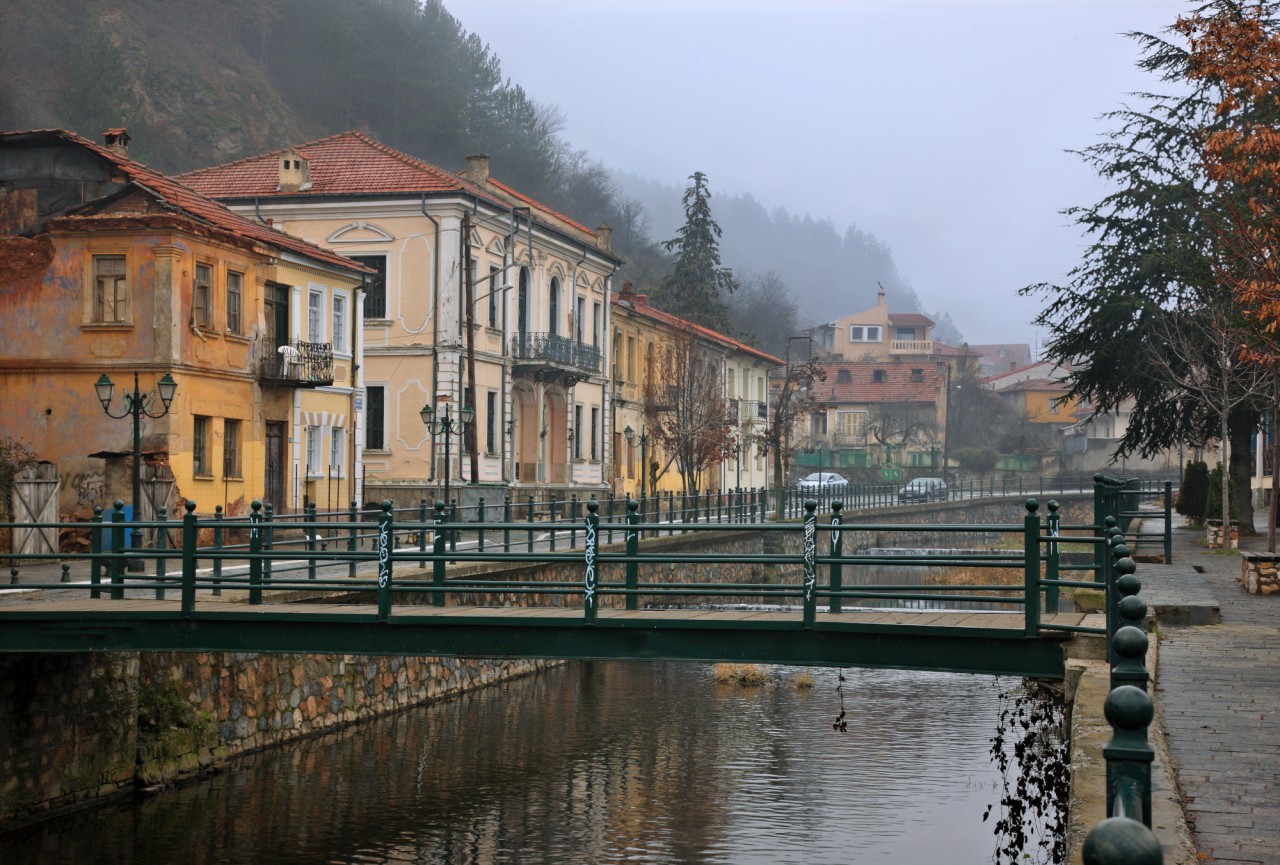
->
0;128;370;522
610;283;781;496
181;132;623;505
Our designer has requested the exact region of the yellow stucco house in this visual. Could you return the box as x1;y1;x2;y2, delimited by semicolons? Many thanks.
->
0;129;369;520
182;133;622;509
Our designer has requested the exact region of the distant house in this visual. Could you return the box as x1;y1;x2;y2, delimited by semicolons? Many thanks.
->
0;128;369;517
969;343;1033;378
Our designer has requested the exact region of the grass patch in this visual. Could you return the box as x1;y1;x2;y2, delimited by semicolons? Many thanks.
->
712;663;767;686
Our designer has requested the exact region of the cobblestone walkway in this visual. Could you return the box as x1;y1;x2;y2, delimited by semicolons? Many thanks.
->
1150;520;1280;864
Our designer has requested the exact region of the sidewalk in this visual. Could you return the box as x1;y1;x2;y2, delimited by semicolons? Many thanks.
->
1141;514;1280;864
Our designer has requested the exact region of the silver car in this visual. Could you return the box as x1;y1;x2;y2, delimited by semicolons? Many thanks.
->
797;472;848;491
898;477;948;502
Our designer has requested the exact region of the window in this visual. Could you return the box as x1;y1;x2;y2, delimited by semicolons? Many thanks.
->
1049;398;1061;415
896;326;916;340
193;416;210;476
590;407;599;461
627;336;635;381
873;369;886;383
92;255;128;323
574;404;583;459
306;426;321;476
576;296;586;343
592;302;601;346
226;271;243;334
488;266;501;328
549;277;559;335
308;290;322;342
193;263;212;328
837;369;852;384
850;325;881;343
332;294;347;353
366;386;385;450
486;391;497;454
330;427;345;476
812;413;828;436
223;419;241;477
836;411;867;436
352;255;387;318
911;368;924;382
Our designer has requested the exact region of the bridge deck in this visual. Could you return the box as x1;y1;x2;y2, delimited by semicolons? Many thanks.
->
0;598;1090;678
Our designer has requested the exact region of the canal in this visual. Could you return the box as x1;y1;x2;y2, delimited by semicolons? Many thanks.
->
2;661;1035;863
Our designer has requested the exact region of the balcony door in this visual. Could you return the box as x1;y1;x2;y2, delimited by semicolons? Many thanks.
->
264;283;290;374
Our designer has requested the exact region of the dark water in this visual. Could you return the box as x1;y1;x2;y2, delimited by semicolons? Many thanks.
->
4;662;1014;864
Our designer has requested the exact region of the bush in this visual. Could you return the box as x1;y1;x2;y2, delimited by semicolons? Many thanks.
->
1175;460;1208;524
954;446;999;478
1204;465;1238;523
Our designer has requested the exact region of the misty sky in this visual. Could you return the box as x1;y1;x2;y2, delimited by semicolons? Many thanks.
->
445;0;1190;349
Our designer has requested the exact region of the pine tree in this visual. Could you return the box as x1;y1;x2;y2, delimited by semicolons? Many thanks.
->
653;172;737;330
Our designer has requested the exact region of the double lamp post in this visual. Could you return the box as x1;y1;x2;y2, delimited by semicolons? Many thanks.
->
94;370;178;571
421;400;474;505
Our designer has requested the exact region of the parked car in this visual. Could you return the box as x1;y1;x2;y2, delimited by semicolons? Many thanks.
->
898;477;948;502
797;472;848;491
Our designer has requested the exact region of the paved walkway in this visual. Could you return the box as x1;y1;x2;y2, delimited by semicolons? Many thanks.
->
1141;516;1280;864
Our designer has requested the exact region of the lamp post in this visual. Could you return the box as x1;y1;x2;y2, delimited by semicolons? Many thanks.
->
95;370;178;571
421;400;474;506
623;424;650;498
733;437;743;489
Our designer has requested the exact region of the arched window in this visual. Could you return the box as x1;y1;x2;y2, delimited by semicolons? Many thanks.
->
549;276;560;336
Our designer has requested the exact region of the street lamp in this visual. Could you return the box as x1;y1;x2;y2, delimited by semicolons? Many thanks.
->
732;436;743;489
623;424;650;498
95;370;178;571
421;400;474;505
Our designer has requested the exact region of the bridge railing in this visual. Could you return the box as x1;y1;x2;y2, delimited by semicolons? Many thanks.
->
3;496;1120;646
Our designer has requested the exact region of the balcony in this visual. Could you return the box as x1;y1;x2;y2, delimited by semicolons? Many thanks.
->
511;332;601;387
740;400;768;424
889;340;933;355
260;339;334;388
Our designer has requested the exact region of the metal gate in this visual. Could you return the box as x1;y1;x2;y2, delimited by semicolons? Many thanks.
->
141;465;176;547
11;463;60;555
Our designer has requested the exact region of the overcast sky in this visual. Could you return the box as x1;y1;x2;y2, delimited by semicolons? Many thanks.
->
445;0;1188;349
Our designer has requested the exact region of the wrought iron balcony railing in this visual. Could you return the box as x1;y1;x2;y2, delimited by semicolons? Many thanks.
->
511;332;601;379
260;339;334;387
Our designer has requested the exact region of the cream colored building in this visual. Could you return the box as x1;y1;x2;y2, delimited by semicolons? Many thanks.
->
182;132;621;506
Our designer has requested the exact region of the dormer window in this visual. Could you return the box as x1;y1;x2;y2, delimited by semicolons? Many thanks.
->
850;325;882;343
911;368;924;382
873;369;886;383
837;369;852;384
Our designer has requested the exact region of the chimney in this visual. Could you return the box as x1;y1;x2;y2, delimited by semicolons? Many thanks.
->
277;148;312;193
877;282;887;307
595;223;612;252
102;128;131;157
464;153;490;185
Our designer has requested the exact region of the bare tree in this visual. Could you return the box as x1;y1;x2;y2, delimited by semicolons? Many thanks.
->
764;339;826;515
643;328;736;494
1145;299;1271;535
865;401;939;465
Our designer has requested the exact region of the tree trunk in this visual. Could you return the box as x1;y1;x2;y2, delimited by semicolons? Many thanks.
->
1229;409;1258;535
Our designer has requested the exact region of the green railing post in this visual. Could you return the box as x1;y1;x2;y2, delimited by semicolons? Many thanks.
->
1045;500;1060;613
449;501;459;552
1111;555;1149;692
212;505;224;597
1163;480;1173;564
503;495;512;552
526;495;535;552
549;495;558;552
110;500;125;600
154;504;168;600
1023;498;1041;637
625;499;639;611
263;502;274;585
419;498;429;567
248;500;263;606
802;499;818;628
477;496;486;552
829;500;844;614
90;506;103;600
347;500;358;579
377;500;393;621
584;499;599;624
667;490;675;535
607;495;616;544
433;500;447;607
570;494;579;549
306;502;317;581
180;501;197;617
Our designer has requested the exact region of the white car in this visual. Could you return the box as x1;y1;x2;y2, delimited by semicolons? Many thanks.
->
796;472;848;491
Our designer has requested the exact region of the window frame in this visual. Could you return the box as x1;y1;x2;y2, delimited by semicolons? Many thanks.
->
223;419;241;478
193;262;213;329
91;253;129;324
573;404;584;460
307;289;323;343
329;427;346;477
485;391;498;454
225;270;244;335
365;386;386;451
351;254;388;319
590;406;599;461
305;426;322;478
850;325;882;343
331;292;348;354
193;416;211;477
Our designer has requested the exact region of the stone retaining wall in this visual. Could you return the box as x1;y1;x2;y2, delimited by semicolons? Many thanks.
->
1240;552;1280;594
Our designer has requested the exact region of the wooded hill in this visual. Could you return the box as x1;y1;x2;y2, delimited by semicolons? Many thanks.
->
0;0;950;345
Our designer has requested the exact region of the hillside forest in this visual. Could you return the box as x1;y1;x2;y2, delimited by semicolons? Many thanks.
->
0;0;959;353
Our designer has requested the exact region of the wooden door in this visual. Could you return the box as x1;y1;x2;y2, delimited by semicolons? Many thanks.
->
265;422;286;512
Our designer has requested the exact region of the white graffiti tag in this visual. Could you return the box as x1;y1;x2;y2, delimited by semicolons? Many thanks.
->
584;521;597;606
378;521;391;588
803;518;817;603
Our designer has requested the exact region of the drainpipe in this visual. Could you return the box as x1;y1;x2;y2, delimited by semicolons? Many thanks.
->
421;194;441;481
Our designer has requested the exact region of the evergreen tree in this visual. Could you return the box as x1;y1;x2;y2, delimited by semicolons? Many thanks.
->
652;172;737;330
1176;460;1209;524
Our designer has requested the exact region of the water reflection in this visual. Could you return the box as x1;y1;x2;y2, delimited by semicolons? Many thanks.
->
4;663;1009;864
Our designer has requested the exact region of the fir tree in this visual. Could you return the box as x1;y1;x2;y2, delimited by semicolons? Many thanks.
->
653;172;737;330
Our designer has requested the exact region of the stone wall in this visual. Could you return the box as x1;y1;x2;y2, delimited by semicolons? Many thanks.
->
1241;552;1280;594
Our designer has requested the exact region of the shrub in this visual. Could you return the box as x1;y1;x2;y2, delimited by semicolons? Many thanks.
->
1175;460;1208;524
1204;464;1238;523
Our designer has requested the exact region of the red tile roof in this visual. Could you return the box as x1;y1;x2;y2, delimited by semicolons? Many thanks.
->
612;289;782;366
888;312;934;327
0;129;369;274
178;130;613;254
994;377;1069;393
817;361;942;404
